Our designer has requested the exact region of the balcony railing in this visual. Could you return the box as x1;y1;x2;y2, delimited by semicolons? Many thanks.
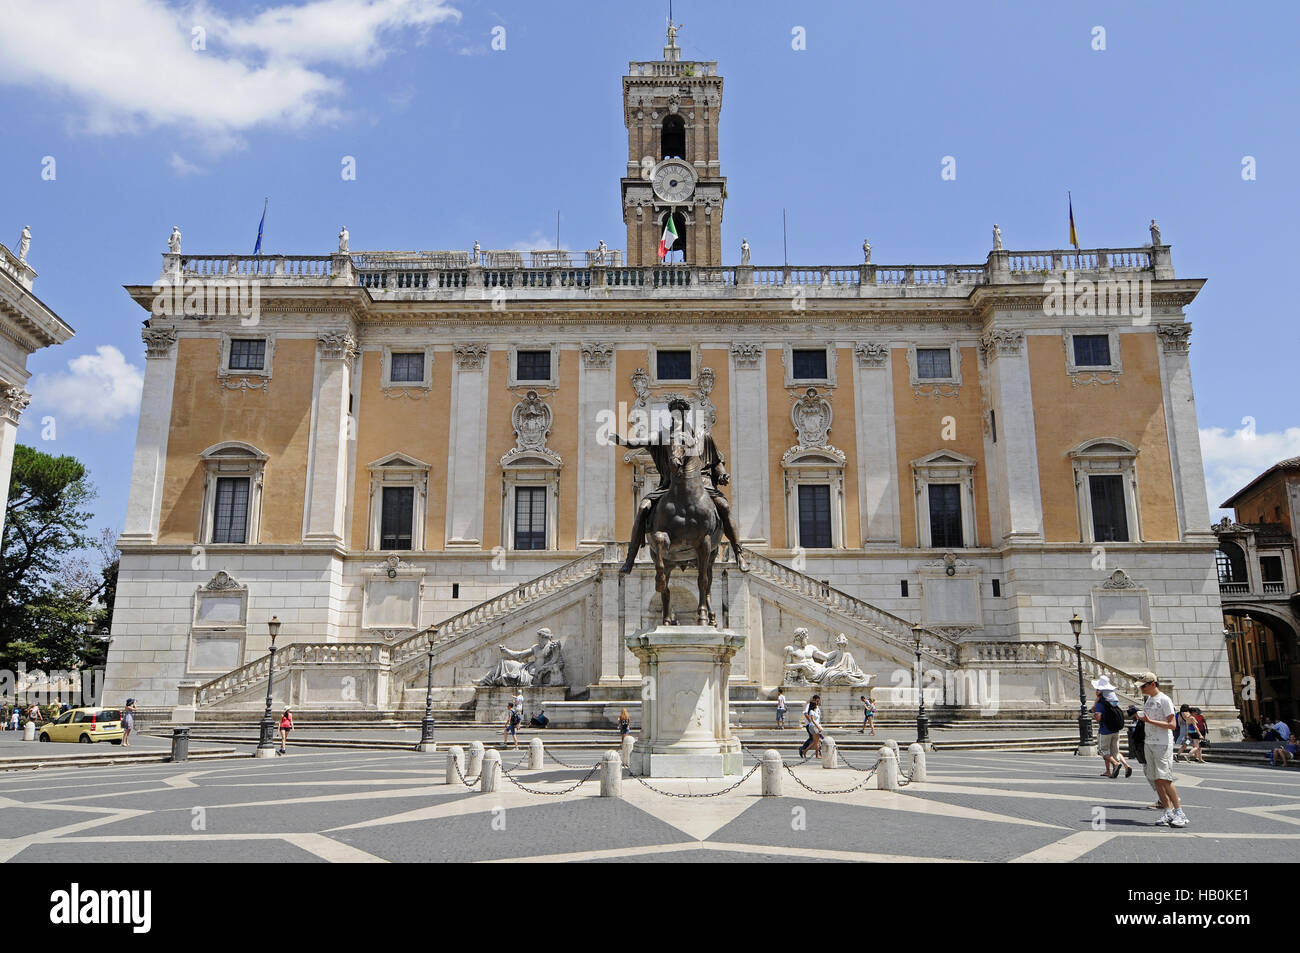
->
161;244;1170;302
1220;580;1290;596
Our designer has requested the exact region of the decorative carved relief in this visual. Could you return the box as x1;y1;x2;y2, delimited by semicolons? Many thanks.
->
630;366;651;409
791;387;833;449
511;390;552;453
200;571;242;592
854;342;889;368
1156;323;1191;353
317;331;358;363
1101;569;1137;590
731;342;763;368
695;366;717;431
979;329;1024;359
142;327;178;359
221;378;268;393
454;343;488;370
1;386;31;424
581;343;614;368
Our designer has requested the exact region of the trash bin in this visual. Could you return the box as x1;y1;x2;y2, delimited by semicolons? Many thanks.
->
170;727;190;762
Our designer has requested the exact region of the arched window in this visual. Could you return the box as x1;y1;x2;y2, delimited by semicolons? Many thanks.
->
198;442;267;544
1216;541;1247;584
659;209;688;262
661;115;685;159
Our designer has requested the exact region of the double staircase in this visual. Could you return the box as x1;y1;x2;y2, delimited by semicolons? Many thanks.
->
190;544;1143;718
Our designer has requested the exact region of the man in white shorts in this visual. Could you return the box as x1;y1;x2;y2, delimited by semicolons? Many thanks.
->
1135;671;1187;828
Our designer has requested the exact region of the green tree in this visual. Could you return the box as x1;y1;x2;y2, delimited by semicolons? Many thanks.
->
0;444;105;671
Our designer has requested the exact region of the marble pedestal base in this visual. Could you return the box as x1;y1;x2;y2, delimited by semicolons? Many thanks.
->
473;685;567;724
626;625;746;778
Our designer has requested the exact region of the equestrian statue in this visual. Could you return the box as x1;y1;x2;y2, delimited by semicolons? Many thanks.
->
610;397;747;627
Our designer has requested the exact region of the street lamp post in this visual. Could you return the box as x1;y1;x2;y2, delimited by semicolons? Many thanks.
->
418;628;438;752
912;623;931;748
256;616;281;758
1070;612;1095;755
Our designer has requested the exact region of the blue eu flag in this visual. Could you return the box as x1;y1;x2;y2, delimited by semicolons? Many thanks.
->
253;198;267;254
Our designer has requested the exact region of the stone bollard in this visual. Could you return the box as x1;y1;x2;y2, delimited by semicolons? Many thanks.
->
445;746;465;784
761;749;783;796
907;743;928;782
621;734;635;767
876;746;899;791
23;721;36;742
821;735;838;769
480;750;500;793
529;737;544;770
884;738;900;760
600;750;622;798
467;740;485;777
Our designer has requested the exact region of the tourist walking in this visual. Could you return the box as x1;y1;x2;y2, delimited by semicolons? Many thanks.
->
6;707;16;731
1135;672;1187;828
775;690;787;729
798;695;823;760
120;699;135;746
858;694;876;735
277;707;293;755
513;689;525;727
504;701;520;748
1091;676;1131;778
618;707;631;736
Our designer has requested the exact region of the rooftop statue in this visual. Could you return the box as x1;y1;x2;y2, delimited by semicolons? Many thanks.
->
18;225;31;263
168;226;182;254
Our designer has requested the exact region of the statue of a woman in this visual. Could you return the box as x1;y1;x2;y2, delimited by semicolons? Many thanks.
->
819;634;872;687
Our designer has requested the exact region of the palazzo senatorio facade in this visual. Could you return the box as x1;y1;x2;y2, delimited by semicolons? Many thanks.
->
103;30;1239;736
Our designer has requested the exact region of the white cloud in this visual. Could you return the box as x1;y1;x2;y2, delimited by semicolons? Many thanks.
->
28;346;144;432
0;0;460;151
169;152;203;176
1199;424;1300;516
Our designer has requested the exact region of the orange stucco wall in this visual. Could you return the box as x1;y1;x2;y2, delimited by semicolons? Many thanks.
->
890;346;990;548
159;336;313;544
1030;331;1179;542
348;347;452;550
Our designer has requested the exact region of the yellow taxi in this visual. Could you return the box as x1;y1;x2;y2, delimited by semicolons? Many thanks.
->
37;707;125;744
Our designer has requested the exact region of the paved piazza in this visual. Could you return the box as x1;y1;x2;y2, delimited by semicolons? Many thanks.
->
2;747;1297;863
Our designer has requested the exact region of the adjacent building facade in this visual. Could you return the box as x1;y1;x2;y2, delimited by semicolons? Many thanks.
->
103;29;1238;734
0;226;76;537
1216;458;1300;730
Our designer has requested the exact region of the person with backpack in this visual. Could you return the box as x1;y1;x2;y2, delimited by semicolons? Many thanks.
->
798;695;823;760
503;701;521;749
1091;676;1131;778
617;708;631;736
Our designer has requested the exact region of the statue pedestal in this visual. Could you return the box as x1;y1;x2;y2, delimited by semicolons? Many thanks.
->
626;625;746;778
473;685;567;724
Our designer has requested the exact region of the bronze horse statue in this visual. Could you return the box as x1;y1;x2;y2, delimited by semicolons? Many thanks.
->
647;433;724;626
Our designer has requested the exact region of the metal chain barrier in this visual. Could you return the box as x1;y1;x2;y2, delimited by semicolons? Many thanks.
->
739;740;879;795
450;755;479;789
499;758;603;796
625;759;762;798
546;748;600;769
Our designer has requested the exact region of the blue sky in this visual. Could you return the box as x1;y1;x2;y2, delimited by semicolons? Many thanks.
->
1;0;1297;539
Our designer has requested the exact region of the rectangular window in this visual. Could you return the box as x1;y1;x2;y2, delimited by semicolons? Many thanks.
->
1088;474;1129;542
514;486;547;550
212;477;250;543
791;348;828;380
515;350;551;382
928;483;963;548
797;484;833;549
915;348;952;380
991;578;1001;597
656;349;691;380
1260;556;1284;583
390;352;424;383
228;339;266;371
380;486;414;550
1073;334;1111;368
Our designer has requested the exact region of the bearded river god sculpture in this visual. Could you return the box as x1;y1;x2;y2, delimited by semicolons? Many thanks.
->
783;629;872;687
610;396;746;626
477;628;566;687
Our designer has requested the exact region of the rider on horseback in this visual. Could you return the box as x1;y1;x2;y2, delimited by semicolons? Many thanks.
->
611;397;747;574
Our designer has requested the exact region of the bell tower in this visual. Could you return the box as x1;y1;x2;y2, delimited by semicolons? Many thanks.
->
620;20;725;267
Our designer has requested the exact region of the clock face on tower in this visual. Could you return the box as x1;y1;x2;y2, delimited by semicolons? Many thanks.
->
650;159;697;204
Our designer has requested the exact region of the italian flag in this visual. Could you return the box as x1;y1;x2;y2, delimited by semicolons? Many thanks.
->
658;215;679;261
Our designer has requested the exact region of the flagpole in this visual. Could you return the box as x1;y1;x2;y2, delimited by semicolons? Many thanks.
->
783;208;788;266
